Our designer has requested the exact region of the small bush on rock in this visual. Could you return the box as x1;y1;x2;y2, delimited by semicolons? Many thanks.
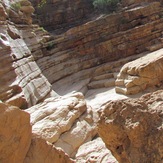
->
11;2;21;11
93;0;120;13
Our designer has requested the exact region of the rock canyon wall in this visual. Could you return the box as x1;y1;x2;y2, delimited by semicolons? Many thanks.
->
0;0;163;162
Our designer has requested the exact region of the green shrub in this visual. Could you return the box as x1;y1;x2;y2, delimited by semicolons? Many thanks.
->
11;2;21;11
37;0;47;8
93;0;120;13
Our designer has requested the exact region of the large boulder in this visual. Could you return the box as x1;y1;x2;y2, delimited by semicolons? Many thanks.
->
0;102;31;163
98;90;163;163
26;92;97;158
116;48;163;95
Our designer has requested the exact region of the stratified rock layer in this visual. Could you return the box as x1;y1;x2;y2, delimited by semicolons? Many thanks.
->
115;48;163;95
98;90;163;163
0;0;58;108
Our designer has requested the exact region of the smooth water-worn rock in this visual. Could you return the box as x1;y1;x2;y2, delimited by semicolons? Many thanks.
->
98;90;163;163
26;92;98;157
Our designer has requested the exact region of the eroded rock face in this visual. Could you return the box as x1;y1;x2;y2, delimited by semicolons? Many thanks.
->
116;48;163;95
26;92;98;158
0;102;31;163
30;0;93;31
0;0;58;108
9;0;35;24
98;90;163;163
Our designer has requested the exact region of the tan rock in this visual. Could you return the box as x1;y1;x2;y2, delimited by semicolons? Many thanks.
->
26;92;97;157
98;90;163;163
0;2;7;20
116;48;163;95
76;137;118;163
24;134;74;163
0;102;31;163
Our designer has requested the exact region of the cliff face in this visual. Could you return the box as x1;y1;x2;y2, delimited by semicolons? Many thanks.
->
30;0;94;32
0;0;58;108
32;1;163;95
0;0;163;162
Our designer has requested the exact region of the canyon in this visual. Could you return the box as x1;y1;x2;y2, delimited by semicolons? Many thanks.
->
0;0;163;162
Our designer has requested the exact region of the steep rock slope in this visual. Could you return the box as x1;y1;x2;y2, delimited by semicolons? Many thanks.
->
98;90;163;163
0;0;58;108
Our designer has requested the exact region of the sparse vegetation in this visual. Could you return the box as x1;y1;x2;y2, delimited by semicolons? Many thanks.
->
39;27;46;32
37;0;47;8
11;2;21;11
93;0;120;13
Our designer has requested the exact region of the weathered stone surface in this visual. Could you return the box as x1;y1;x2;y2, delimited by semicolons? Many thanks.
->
24;134;74;163
32;1;163;96
26;92;97;157
0;102;31;163
30;0;94;32
0;2;7;20
115;48;163;95
0;1;58;108
76;137;118;163
98;90;163;163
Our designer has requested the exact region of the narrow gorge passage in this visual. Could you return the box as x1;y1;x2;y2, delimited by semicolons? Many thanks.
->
0;0;163;162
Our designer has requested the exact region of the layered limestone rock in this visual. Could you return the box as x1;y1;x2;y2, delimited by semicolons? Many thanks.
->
26;92;98;158
31;1;163;95
98;90;163;163
0;0;58;108
0;102;74;163
115;48;163;95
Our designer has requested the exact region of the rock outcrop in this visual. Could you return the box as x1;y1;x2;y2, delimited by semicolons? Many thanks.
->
0;0;58;108
0;102;74;163
115;48;163;95
98;90;163;163
32;1;163;95
26;92;98;158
